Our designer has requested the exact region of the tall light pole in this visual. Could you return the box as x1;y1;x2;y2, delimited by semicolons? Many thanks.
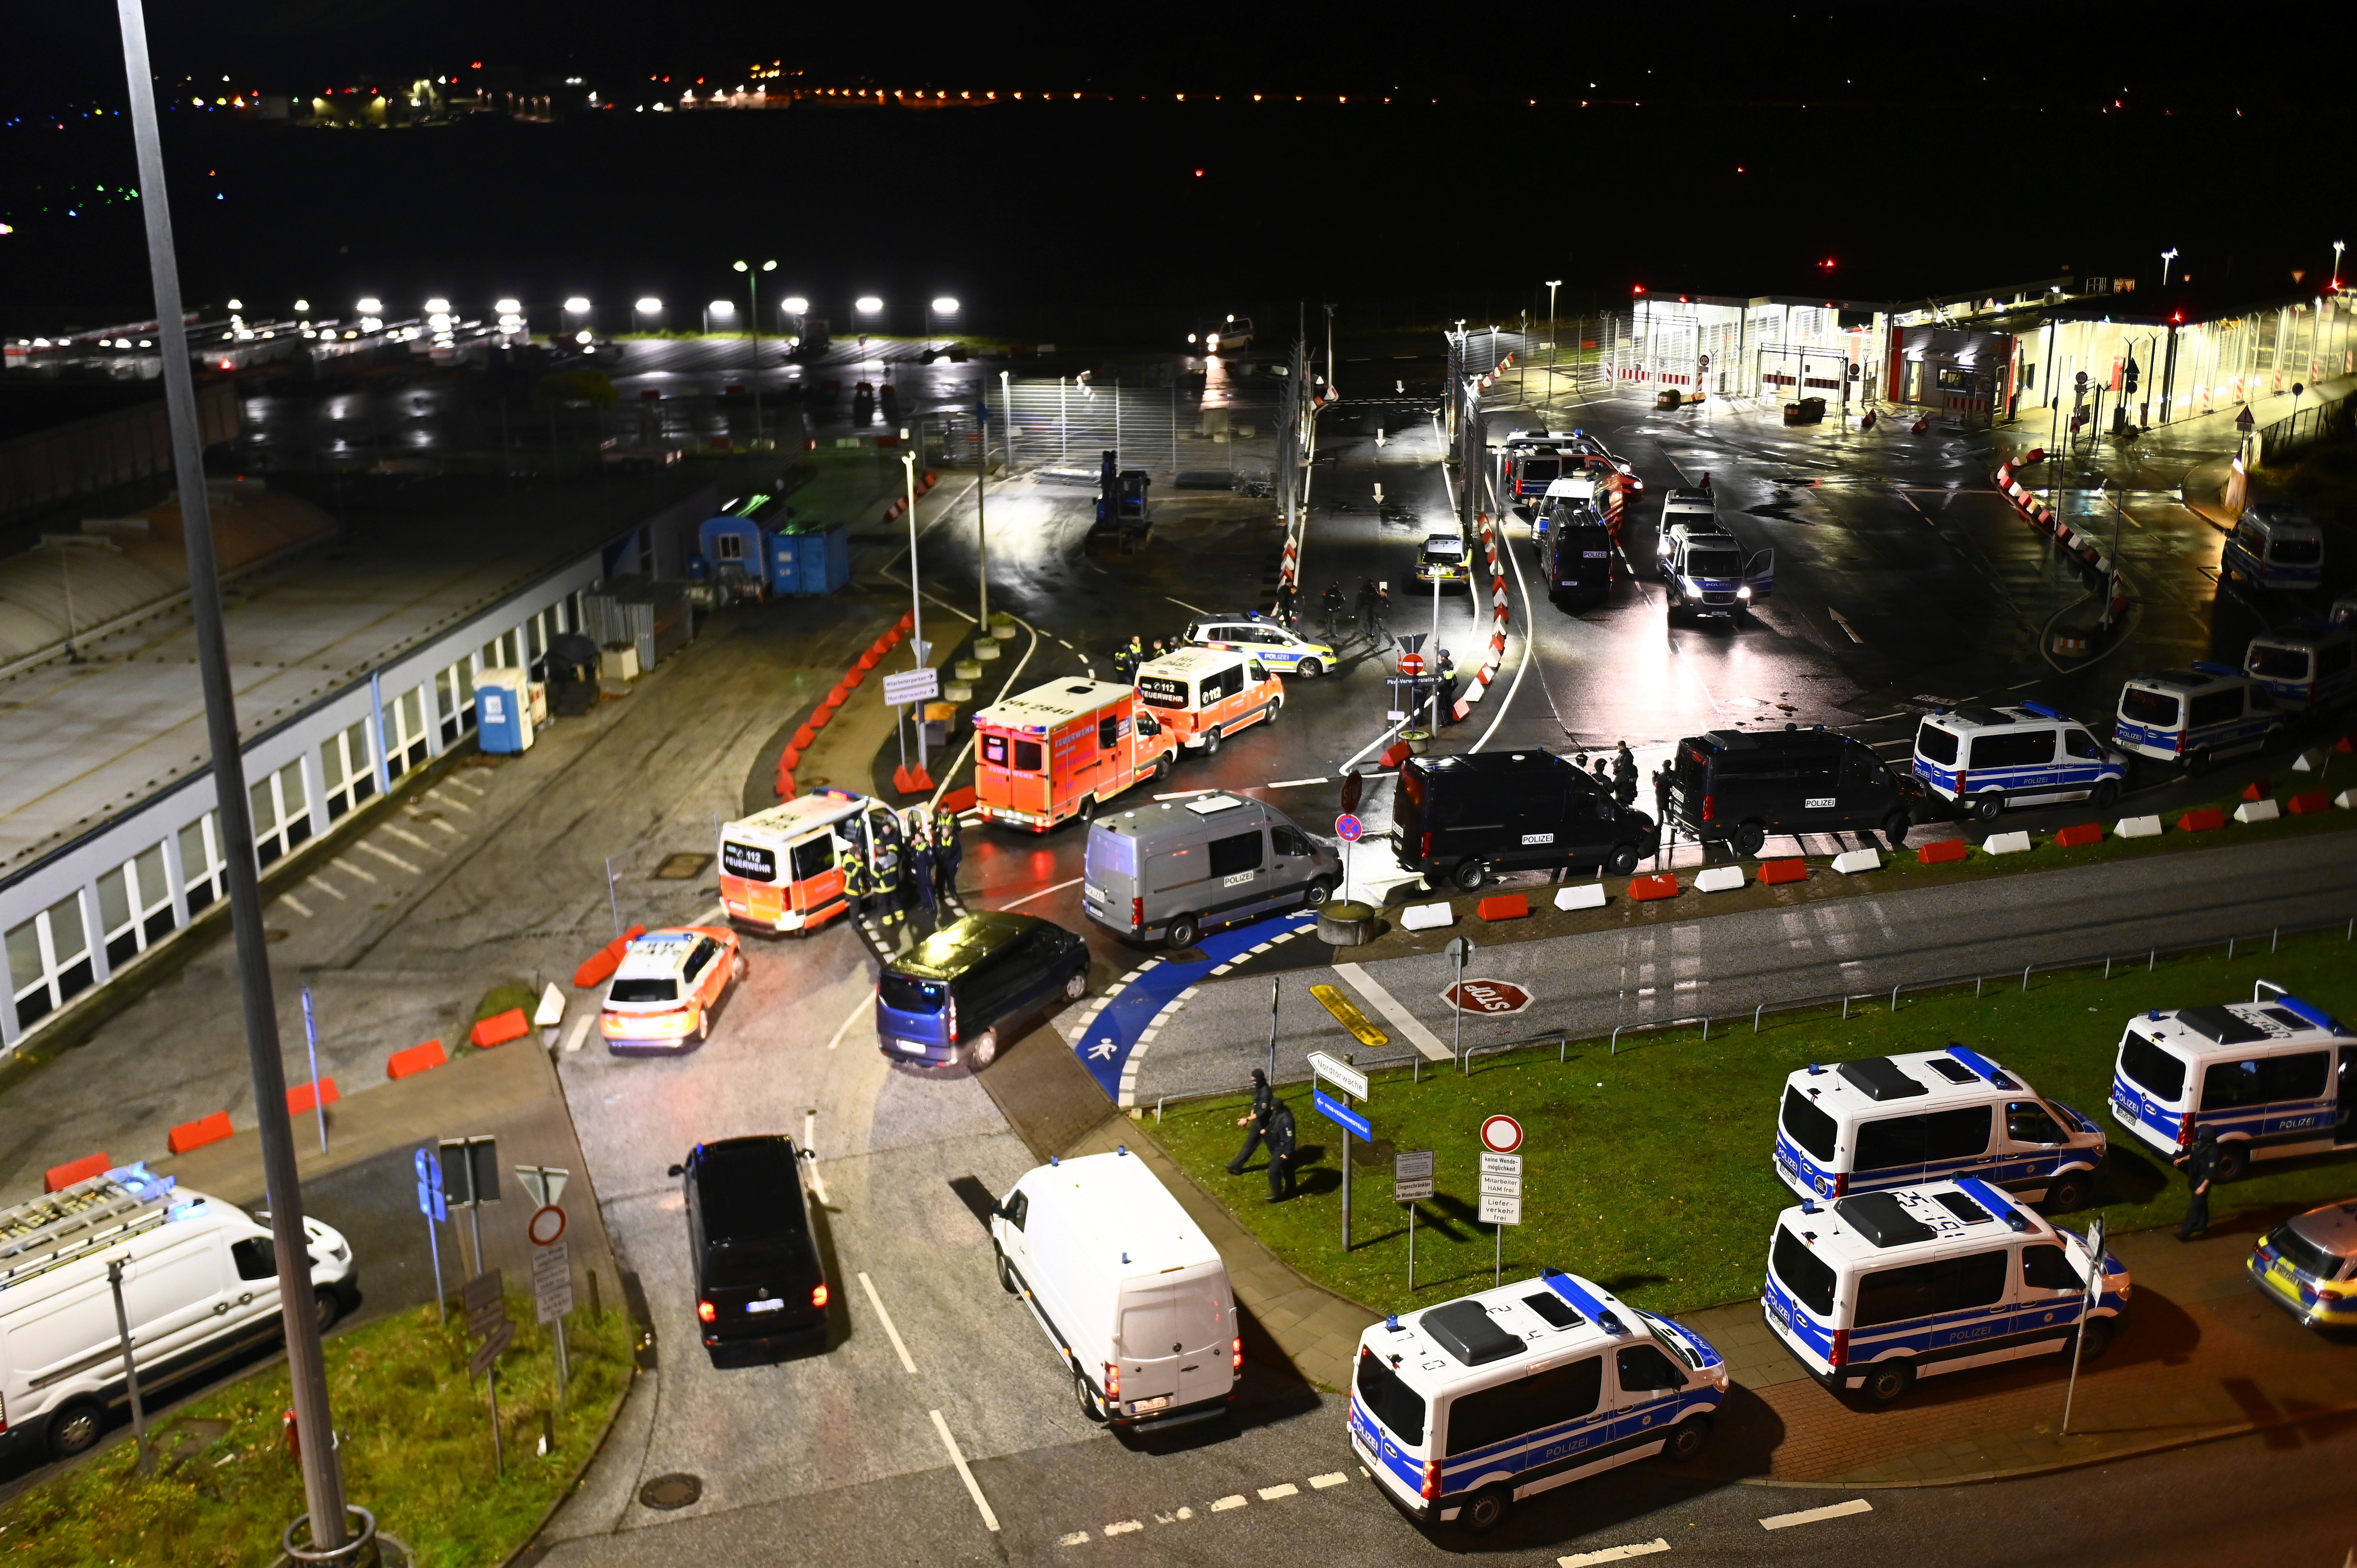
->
563;295;592;345
781;294;809;346
2334;241;2346;294
2161;247;2179;289
733;259;775;443
928;295;960;351
1545;279;1561;404
633;295;663;335
113;0;354;1557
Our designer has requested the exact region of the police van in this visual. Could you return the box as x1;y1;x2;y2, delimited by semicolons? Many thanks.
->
2243;620;2357;712
2112;662;2284;773
1349;1269;1726;1534
1656;508;1771;623
1909;701;2127;821
2220;502;2325;592
2107;982;2355;1185
1180;611;1337;677
1762;1178;2128;1405
1774;1045;2108;1213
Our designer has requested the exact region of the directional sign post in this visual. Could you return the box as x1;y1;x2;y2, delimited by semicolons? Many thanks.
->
2062;1214;2108;1436
414;1147;449;1326
1394;1151;1434;1291
1480;1152;1523;1285
1309;1053;1370;1252
462;1270;510;1476
1445;936;1475;1073
1335;810;1363;900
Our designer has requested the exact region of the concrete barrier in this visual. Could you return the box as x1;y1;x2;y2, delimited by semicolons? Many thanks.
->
2179;807;2227;832
1554;884;1607;911
2116;815;2164;838
1476;892;1530;922
167;1113;233;1155
44;1152;111;1192
1628;873;1680;901
2292;747;2328;773
387;1039;449;1080
2242;777;2273;801
2286;790;2332;815
1984;832;2033;855
2233;798;2281;824
286;1079;339;1117
2337;789;2357;809
1830;848;1883;874
470;1007;530;1047
572;924;647;989
1400;901;1455;931
1760;857;1808;885
1694;866;1746;893
2053;822;2103;848
1917;839;1968;865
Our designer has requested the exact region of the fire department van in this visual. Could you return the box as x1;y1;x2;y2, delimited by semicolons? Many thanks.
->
1134;648;1283;755
975;679;1176;832
718;790;900;934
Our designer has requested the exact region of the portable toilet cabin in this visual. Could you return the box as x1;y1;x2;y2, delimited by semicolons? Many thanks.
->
772;519;850;597
476;666;535;754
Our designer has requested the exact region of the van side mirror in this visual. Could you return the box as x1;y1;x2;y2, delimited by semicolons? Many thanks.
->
666;1164;685;1177
797;1148;817;1162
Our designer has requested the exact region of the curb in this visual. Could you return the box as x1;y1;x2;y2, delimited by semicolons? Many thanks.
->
501;1365;642;1568
1737;1398;2357;1491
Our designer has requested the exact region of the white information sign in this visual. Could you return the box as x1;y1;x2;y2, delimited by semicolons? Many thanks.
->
532;1240;574;1325
1306;1051;1369;1101
1478;1152;1523;1225
883;668;941;706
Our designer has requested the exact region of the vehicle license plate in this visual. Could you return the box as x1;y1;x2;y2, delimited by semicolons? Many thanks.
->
1131;1395;1172;1413
896;1037;930;1054
1083;884;1104;902
747;1298;783;1314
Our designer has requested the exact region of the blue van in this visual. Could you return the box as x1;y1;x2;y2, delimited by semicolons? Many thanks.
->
875;912;1088;1070
2244;620;2357;712
2221;503;2324;592
2112;662;2283;773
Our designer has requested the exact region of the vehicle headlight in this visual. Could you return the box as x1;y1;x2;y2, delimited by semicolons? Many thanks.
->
1737;585;1752;600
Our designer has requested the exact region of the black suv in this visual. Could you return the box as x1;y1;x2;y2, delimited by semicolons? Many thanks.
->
668;1135;830;1364
1392;750;1660;891
1666;726;1925;857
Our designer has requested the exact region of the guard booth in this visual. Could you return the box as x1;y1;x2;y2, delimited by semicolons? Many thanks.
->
1887;327;2014;430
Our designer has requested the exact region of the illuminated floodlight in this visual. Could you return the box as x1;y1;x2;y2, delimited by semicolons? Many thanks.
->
424;297;451;313
576;328;594;344
931;297;959;314
855;296;883;313
565;296;591;313
356;297;383;314
635;297;663;313
226;297;244;311
708;299;735;314
495;297;521;313
782;296;809;314
293;298;310;312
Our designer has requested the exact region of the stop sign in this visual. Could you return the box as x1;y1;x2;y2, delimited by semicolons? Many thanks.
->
1441;978;1534;1015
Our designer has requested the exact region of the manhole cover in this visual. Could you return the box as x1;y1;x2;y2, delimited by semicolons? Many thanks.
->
654;852;713;881
638;1473;703;1510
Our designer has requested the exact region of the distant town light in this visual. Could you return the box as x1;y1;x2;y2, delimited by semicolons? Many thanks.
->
226;297;243;311
355;297;383;314
293;298;310;312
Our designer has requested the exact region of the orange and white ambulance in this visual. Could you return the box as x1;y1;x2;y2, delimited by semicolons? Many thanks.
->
1134;647;1284;756
974;678;1176;832
718;789;899;934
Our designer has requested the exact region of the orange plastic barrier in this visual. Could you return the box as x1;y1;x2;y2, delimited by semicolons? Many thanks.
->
1628;874;1680;901
167;1112;233;1155
2053;822;2103;848
857;649;880;670
1916;840;1968;865
2241;777;2272;801
842;668;866;689
898;610;915;630
809;703;834;727
387;1040;448;1080
1379;741;1413;769
1760;858;1808;885
1476;893;1530;922
286;1079;340;1116
470;1008;530;1048
44;1152;111;1192
2178;807;2226;832
2288;790;2332;815
939;786;977;812
776;768;797;801
792;724;815;749
573;924;647;988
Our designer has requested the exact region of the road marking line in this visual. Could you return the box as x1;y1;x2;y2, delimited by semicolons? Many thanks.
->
425;787;474;813
1827;607;1866;643
858;1272;918;1374
331;855;380;884
1154;788;1217;800
998;876;1083;911
1265;777;1329;788
1308;1472;1348;1489
563;1014;595;1052
425;818;461;837
927;1410;999;1532
1058;1531;1090;1547
1257;1483;1299;1501
304;875;348;901
1561;1539;1671;1565
825;990;870;1052
1760;1499;1872;1531
1332;962;1451;1061
1210;1495;1248;1512
1103;1520;1142;1536
384;825;446;856
446;775;486;796
355;841;419;874
279;894;314;918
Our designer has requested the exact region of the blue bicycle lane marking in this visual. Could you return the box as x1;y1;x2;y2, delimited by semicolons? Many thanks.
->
1074;912;1315;1100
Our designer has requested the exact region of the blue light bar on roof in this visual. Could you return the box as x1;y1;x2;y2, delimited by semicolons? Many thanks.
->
2268;994;2344;1034
2189;660;2241;678
1944;1043;2017;1089
1541;1268;1626;1335
2020;701;2062;720
1952;1176;2030;1232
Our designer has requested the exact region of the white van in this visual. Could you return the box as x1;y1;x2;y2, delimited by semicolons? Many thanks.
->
1349;1269;1727;1534
1910;702;2127;820
1;1165;357;1460
989;1149;1238;1432
1774;1045;2107;1212
1762;1177;2128;1405
2108;982;2355;1183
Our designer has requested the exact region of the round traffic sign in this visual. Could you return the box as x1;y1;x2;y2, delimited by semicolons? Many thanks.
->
1336;813;1364;842
1480;1114;1523;1155
527;1204;568;1247
1444;977;1532;1015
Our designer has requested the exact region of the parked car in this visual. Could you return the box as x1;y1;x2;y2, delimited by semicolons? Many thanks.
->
875;912;1089;1068
2249;1199;2357;1331
669;1136;830;1363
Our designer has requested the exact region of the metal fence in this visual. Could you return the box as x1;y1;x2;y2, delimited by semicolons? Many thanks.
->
2256;385;2356;468
991;373;1287;491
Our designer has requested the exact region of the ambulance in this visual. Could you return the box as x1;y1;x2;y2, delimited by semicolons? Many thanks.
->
974;679;1176;832
1134;647;1284;755
718;789;902;934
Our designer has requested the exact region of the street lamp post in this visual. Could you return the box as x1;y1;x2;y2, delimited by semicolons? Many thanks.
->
633;296;663;335
2334;241;2346;294
1545;280;1561;404
781;295;808;349
2161;247;2179;289
563;295;592;345
113;0;354;1557
733;260;776;443
928;295;960;351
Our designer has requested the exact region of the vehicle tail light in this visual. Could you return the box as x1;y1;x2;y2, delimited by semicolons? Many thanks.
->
697;1300;716;1323
1104;1361;1120;1401
0;1391;7;1435
2319;1284;2347;1301
1701;794;1716;822
2174;729;2186;754
1831;1172;1848;1198
811;1282;830;1309
947;997;959;1042
1420;830;1433;859
2178;1112;2196;1150
1232;1335;1243;1371
1954;769;1968;795
1420;1460;1441;1500
1828;1329;1848;1368
1132;896;1144;931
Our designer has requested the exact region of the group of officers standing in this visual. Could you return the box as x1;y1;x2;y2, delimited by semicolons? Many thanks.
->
842;805;965;928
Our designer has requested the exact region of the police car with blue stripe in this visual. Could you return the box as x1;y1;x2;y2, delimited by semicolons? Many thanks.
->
1910;701;2127;822
1180;611;1337;677
2243;620;2357;712
2113;662;2284;774
2107;984;2353;1186
1656;505;1772;624
2221;502;2324;592
1350;1269;1726;1534
1763;1177;2129;1405
1775;1045;2107;1213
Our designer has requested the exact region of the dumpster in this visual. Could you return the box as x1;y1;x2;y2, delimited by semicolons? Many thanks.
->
771;519;850;596
1783;397;1827;426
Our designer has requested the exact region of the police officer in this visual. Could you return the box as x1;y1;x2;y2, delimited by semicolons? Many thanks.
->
1274;580;1298;627
870;809;903;925
1652;762;1671;826
1613;741;1638;809
1226;1069;1276;1174
933;809;962;905
841;838;871;915
1435;648;1459;726
1321;580;1345;639
2175;1127;2221;1241
910;812;938;928
1355;578;1378;636
1265;1099;1299;1202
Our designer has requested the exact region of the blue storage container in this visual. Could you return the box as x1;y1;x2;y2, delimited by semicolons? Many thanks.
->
771;521;850;596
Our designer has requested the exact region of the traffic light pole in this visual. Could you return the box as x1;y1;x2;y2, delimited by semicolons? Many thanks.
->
115;2;351;1556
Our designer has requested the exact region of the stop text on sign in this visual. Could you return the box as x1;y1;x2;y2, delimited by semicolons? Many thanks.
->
1440;978;1534;1015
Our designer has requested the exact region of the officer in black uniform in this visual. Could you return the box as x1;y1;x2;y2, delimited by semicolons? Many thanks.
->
2175;1127;2221;1241
1265;1100;1299;1202
1226;1069;1276;1174
1613;741;1639;809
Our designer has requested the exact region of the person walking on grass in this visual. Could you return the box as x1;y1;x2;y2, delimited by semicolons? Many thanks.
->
1265;1100;1299;1202
1226;1069;1276;1174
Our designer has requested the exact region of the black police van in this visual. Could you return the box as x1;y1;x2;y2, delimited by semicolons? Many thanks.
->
668;1134;832;1365
1665;725;1926;858
1392;750;1660;891
1541;498;1616;606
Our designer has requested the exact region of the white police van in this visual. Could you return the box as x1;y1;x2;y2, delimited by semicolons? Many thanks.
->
2112;662;2284;773
1349;1269;1726;1534
1762;1177;2129;1405
1656;507;1771;623
1180;611;1338;677
1910;701;2127;821
1774;1045;2107;1212
2243;620;2357;712
2221;502;2324;592
2107;982;2355;1185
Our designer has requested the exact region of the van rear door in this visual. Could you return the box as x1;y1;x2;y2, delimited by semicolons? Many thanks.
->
1115;1266;1230;1413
